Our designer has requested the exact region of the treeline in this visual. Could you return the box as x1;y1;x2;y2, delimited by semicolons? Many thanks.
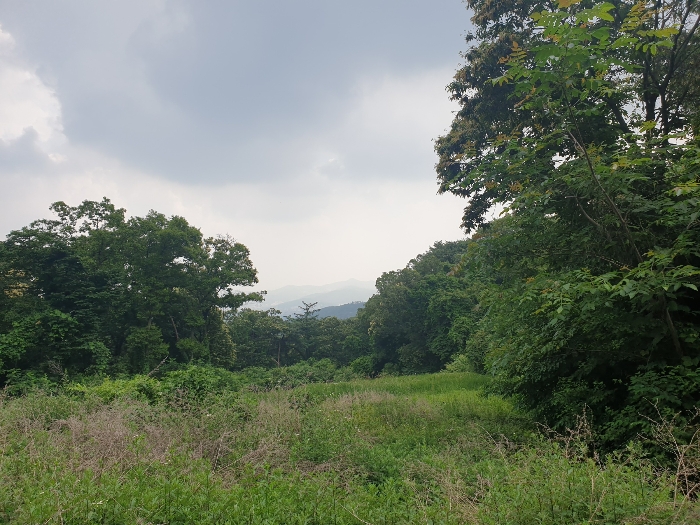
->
230;240;479;375
0;199;261;378
0;199;473;385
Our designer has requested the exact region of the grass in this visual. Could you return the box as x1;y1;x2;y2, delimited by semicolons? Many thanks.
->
0;371;698;524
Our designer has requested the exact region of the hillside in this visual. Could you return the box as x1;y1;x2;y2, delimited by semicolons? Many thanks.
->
256;279;376;316
317;301;365;319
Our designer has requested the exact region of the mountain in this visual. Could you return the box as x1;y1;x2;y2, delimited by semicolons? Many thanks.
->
317;302;366;320
251;279;376;317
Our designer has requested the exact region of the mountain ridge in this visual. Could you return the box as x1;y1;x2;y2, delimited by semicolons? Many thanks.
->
249;279;376;315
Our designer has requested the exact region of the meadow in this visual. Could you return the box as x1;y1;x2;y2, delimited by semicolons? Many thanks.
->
0;370;698;524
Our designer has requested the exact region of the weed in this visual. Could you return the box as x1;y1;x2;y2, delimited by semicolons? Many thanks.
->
0;372;697;523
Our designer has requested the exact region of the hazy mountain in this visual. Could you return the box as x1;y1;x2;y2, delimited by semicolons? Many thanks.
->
251;279;376;316
317;302;366;320
273;288;373;316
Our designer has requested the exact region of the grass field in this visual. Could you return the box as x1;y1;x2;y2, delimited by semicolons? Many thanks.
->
0;372;697;524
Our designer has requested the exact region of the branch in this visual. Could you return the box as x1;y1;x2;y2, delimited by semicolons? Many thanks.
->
340;505;376;525
147;356;169;377
567;195;602;228
566;130;644;264
591;254;627;269
605;99;632;135
170;315;180;341
661;295;683;358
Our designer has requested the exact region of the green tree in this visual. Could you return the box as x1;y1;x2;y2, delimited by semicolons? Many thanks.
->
439;0;700;444
436;0;700;230
227;308;286;369
285;302;322;362
356;241;481;374
0;198;260;381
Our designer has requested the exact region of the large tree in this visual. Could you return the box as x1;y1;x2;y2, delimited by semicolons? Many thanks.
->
437;0;700;444
355;241;481;374
437;0;700;231
0;199;260;380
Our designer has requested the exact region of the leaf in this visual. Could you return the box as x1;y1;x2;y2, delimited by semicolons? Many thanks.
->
640;120;657;131
592;28;610;40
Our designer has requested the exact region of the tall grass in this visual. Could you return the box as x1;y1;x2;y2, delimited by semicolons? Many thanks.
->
0;372;697;524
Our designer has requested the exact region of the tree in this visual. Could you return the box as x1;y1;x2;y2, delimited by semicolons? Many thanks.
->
285;302;322;362
0;198;260;380
227;308;286;369
356;241;481;374
438;0;700;444
436;0;700;231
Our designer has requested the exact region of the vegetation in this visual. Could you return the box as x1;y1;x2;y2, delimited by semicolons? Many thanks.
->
0;199;261;378
433;0;700;446
2;0;700;521
2;371;698;524
0;204;471;385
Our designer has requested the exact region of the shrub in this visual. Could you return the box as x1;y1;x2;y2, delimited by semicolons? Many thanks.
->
161;365;242;400
350;355;377;377
66;375;163;403
444;353;473;373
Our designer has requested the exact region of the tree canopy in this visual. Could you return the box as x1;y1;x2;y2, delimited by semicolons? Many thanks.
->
434;0;700;445
0;199;261;379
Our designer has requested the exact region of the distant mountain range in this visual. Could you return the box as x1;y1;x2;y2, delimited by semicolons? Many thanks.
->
317;302;366;320
251;279;376;317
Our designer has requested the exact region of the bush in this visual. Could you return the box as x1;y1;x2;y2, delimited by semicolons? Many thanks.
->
66;375;163;403
244;359;357;390
476;441;686;525
381;362;400;376
161;365;242;400
3;369;57;396
444;353;473;373
350;355;377;377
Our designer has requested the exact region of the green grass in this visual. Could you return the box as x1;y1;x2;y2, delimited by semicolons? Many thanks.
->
302;371;491;396
0;372;697;524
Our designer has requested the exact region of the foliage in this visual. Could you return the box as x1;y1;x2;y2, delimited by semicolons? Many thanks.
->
0;199;260;381
66;375;163;403
64;360;360;405
355;240;484;374
227;305;370;370
1;372;697;524
436;0;700;446
227;308;286;368
444;353;474;373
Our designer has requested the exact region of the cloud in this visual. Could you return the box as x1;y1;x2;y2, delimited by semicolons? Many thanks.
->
0;0;469;184
320;68;459;180
0;25;62;143
0;24;66;172
0;128;52;171
0;2;472;288
0;166;467;289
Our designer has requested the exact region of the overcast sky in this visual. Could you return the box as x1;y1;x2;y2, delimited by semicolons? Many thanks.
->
0;0;472;290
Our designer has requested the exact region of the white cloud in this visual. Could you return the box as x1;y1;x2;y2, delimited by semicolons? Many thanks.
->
317;67;457;180
0;166;466;290
0;27;63;147
0;3;471;289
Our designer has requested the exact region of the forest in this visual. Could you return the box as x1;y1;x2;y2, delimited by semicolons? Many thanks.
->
1;0;700;523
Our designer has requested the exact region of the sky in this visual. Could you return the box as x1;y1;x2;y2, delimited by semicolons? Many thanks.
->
0;0;473;290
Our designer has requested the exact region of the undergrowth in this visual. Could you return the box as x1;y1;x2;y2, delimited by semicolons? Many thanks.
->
0;371;698;524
